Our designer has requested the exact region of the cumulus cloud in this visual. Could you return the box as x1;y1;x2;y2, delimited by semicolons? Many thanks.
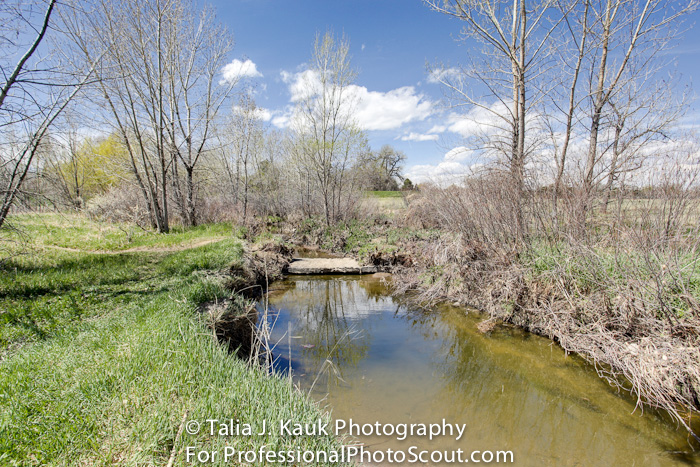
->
281;69;321;102
271;113;291;129
444;146;473;161
446;104;513;139
221;59;262;84
428;125;447;134
403;145;485;185
405;160;479;185
354;86;433;130
400;132;439;142
279;70;433;131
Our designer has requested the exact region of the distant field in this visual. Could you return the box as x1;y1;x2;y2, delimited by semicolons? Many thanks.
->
363;191;409;216
366;190;404;198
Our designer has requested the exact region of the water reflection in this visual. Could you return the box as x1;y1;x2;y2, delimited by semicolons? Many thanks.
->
261;275;700;466
262;277;380;387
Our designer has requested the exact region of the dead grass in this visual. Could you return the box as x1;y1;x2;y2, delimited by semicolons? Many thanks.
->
385;178;700;442
390;233;700;442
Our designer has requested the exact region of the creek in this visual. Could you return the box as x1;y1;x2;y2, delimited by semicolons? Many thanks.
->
257;274;699;466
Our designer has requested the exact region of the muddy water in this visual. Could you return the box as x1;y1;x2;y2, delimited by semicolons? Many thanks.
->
259;275;699;466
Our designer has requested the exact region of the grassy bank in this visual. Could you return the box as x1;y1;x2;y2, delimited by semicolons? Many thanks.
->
0;214;344;466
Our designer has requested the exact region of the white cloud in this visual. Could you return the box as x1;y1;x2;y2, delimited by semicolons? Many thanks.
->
400;132;439;142
231;105;272;122
403;145;485;185
427;67;461;84
354;86;433;131
282;69;322;102
405;161;477;185
428;125;447;134
446;104;512;138
279;70;433;131
271;111;292;129
444;146;473;161
221;59;262;84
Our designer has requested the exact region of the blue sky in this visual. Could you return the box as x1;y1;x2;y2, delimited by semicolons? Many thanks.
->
211;0;700;183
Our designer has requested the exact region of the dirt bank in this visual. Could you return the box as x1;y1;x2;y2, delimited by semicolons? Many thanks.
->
201;240;295;358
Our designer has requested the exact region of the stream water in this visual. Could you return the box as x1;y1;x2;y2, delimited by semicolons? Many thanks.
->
258;274;699;466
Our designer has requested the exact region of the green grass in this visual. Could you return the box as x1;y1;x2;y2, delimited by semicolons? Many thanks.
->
0;239;245;352
522;239;700;319
361;191;409;217
0;215;346;466
365;190;403;198
7;213;235;251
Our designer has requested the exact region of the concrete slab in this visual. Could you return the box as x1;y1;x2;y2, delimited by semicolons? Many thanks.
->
286;257;377;274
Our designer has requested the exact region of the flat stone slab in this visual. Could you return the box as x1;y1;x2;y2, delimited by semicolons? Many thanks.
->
287;257;377;274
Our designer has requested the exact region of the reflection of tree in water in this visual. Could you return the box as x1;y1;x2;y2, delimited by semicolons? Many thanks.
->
268;279;696;463
356;276;397;302
284;278;374;388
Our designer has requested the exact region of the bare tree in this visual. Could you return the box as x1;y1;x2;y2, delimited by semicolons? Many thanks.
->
541;0;591;226
165;3;235;227
225;94;264;222
426;0;565;242
42;114;91;209
286;134;317;219
248;128;287;217
598;73;688;213
293;31;366;226
0;0;95;228
62;0;173;232
579;0;698;222
62;0;235;231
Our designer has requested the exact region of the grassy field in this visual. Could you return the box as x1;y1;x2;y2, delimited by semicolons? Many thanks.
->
6;213;236;251
0;214;345;466
361;191;408;218
365;191;404;198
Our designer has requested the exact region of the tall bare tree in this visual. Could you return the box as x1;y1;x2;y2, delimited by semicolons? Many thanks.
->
61;0;235;231
541;0;591;226
426;0;565;242
61;0;172;232
225;94;264;222
165;4;235;227
293;31;366;226
579;0;698;222
598;72;688;213
42;114;92;209
0;0;95;228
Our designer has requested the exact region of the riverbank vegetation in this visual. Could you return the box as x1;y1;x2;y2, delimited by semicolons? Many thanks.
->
3;0;700;458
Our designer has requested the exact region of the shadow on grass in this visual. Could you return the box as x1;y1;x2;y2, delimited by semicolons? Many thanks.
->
0;239;243;352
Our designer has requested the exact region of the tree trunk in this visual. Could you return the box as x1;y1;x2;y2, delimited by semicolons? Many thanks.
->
186;165;196;227
582;0;612;226
601;122;623;214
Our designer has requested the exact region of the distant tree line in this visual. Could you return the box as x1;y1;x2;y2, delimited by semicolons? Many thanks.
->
3;0;698;235
1;0;408;230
